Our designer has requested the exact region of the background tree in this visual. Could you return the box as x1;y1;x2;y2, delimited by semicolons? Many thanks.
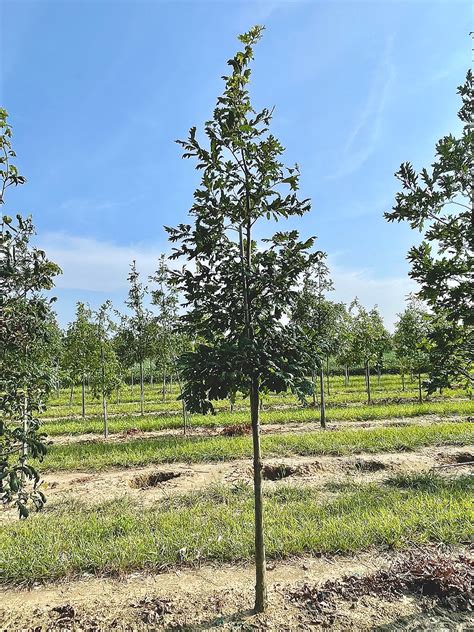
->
62;302;96;417
335;305;355;386
350;301;390;404
149;254;190;430
0;109;61;517
292;256;340;426
167;26;317;612
124;261;153;415
393;299;431;401
385;70;473;393
90;301;121;437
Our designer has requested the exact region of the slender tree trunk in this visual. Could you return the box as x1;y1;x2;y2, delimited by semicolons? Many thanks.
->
162;371;166;401
344;366;349;387
401;370;405;392
250;375;267;613
139;359;145;416
319;366;326;428
239;219;267;613
326;356;330;396
418;372;422;404
366;361;371;405
130;370;134;395
377;367;381;387
170;374;173;394
21;392;28;483
312;369;317;407
103;395;108;438
81;377;86;419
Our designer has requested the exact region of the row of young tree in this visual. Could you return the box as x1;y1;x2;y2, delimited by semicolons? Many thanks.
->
1;25;472;613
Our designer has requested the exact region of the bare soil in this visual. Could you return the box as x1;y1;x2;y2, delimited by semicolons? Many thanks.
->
1;549;472;631
1;444;472;524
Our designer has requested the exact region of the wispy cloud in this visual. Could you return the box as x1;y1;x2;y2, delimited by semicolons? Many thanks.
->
38;232;169;293
328;36;395;180
328;255;416;330
39;231;414;330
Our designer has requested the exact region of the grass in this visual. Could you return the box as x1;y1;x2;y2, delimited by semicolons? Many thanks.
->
1;474;471;584
43;374;466;420
40;399;474;438
39;422;474;472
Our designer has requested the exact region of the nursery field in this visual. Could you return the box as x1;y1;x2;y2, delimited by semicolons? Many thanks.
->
1;374;473;630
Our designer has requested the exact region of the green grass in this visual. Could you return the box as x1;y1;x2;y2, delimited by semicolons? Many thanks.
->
41;399;474;438
39;422;474;472
1;474;471;584
43;373;465;420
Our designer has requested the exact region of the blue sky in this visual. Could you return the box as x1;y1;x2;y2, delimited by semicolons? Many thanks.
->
1;0;470;328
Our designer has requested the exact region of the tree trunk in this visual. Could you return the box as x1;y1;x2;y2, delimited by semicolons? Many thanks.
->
21;392;28;482
344;366;349;387
103;394;108;439
401;370;405;392
418;372;422;404
326;356;330;396
69;384;74;406
377;367;381;387
312;369;317;407
81;377;86;418
366;361;371;405
162;371;166;401
139;359;145;416
250;375;267;613
131;370;134;395
319;366;326;428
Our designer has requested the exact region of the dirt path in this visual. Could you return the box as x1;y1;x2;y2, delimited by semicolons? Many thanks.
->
47;413;471;446
1;549;471;631
1;444;471;524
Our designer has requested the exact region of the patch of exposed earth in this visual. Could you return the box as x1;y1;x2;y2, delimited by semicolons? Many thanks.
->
1;445;472;523
0;548;472;631
47;413;472;446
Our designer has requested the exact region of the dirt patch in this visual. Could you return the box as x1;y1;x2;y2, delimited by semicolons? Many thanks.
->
130;471;181;489
262;463;299;480
289;548;473;627
439;451;474;465
1;548;472;631
352;458;387;472
221;423;252;436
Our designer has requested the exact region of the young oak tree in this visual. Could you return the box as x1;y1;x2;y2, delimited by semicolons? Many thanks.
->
166;27;318;612
149;254;189;432
385;70;473;393
292;256;341;426
349;301;390;405
125;260;153;415
90;301;121;438
62;302;97;418
0;109;61;517
393;299;431;402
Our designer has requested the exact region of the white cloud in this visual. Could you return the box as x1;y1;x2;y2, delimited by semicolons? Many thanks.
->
329;257;417;330
38;232;170;293
39;231;415;331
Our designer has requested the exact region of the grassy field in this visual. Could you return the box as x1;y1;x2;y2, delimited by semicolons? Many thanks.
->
3;372;472;597
42;375;468;421
40;399;474;437
1;474;471;584
39;422;473;471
